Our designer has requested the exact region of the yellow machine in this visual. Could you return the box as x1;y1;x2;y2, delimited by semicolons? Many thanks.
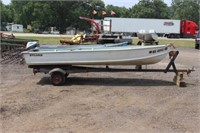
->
60;34;83;45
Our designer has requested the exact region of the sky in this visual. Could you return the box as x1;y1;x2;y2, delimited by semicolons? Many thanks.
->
2;0;172;7
103;0;172;8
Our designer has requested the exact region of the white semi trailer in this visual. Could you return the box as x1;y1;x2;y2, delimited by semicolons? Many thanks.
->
103;17;198;38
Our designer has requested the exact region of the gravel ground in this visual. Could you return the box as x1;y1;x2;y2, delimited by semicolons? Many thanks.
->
0;47;199;133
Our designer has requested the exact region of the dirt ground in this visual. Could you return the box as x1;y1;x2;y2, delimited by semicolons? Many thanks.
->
0;47;199;133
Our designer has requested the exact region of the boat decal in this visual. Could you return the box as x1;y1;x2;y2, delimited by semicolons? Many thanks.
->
30;53;43;56
157;48;164;52
149;48;167;54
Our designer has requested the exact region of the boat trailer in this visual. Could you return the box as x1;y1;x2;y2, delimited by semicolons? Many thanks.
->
31;51;194;87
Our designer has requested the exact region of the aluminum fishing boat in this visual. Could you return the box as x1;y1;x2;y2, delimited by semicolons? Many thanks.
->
22;43;173;67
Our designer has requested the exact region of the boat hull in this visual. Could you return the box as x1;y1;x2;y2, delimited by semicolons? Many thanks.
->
22;45;170;66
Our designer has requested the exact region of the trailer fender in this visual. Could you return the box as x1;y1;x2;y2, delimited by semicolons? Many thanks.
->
49;68;67;76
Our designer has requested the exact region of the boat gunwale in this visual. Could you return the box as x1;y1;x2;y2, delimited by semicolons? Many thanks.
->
22;44;170;54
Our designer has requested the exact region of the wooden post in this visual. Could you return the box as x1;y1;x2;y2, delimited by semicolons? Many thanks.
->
173;72;186;87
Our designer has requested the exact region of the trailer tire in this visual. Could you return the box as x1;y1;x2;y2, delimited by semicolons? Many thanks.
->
195;44;199;49
51;72;65;86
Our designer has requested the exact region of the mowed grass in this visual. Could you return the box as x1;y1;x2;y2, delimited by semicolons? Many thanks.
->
18;36;195;48
132;37;195;47
19;36;62;44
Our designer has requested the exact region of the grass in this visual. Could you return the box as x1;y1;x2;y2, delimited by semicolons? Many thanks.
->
132;37;195;47
18;36;195;48
18;36;61;44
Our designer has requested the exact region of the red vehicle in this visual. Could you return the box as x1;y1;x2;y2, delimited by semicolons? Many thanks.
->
180;20;199;38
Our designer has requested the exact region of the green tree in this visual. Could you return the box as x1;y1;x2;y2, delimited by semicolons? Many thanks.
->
11;1;80;33
0;0;14;30
48;1;78;33
10;0;106;33
83;0;105;19
129;0;170;18
69;0;106;33
106;5;129;17
171;0;199;24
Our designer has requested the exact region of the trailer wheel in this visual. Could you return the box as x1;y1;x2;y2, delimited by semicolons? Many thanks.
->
195;44;199;49
51;72;65;86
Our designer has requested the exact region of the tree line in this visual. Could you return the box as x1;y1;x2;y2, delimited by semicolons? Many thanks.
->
1;0;199;33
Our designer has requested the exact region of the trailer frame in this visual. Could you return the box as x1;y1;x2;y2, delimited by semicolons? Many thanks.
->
31;51;194;87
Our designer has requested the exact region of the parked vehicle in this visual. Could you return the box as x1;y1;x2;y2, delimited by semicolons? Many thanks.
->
80;17;132;44
97;34;132;44
137;33;159;45
103;17;198;38
195;31;200;49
